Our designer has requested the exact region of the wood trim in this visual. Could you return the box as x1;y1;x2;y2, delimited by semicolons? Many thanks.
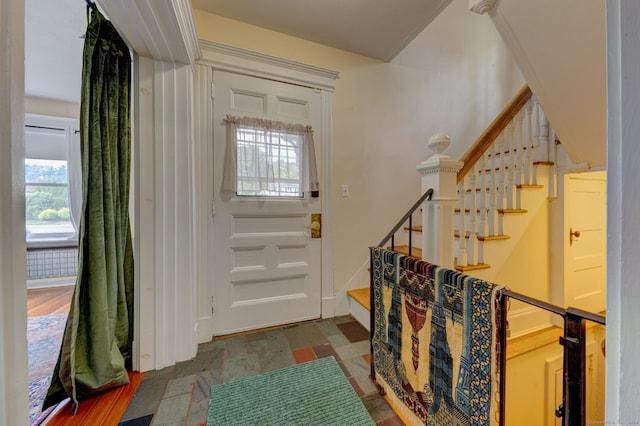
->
457;85;533;183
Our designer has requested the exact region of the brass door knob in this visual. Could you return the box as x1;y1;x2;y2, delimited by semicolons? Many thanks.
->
569;227;581;246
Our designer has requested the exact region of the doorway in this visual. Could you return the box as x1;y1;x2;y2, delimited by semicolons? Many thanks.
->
562;170;607;313
210;71;324;335
193;48;337;342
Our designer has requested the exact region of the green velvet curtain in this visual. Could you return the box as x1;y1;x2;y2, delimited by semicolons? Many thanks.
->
44;8;134;412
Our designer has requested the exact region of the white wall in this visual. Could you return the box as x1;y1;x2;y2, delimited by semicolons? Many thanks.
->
24;96;79;119
193;0;524;300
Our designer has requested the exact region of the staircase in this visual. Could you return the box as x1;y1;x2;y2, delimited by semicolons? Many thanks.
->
348;85;558;329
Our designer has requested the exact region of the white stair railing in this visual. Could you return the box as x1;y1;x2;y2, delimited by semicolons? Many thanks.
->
452;94;557;271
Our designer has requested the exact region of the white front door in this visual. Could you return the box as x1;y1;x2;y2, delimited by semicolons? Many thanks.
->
564;171;607;313
211;70;323;335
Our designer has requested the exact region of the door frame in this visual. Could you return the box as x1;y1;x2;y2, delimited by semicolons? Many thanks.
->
193;42;339;343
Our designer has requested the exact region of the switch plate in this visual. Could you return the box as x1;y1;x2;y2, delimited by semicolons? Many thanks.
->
341;184;349;197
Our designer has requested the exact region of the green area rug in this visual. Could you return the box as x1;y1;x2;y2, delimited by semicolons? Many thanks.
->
207;356;375;426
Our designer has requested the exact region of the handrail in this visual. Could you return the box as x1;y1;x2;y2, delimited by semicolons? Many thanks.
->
500;288;606;325
376;188;434;248
370;188;433;389
497;288;606;426
457;85;533;183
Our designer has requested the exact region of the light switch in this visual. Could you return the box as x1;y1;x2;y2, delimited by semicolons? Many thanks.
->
341;184;349;197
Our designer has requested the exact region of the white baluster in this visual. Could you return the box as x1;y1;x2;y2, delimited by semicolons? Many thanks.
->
479;156;488;265
497;131;507;235
506;122;516;210
468;165;478;266
487;138;498;236
454;184;461;266
458;179;468;268
539;107;554;197
523;99;534;185
538;100;550;164
532;97;541;185
479;154;489;238
549;128;558;199
515;111;525;210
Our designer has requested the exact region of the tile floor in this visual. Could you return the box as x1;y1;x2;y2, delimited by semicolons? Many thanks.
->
119;315;403;426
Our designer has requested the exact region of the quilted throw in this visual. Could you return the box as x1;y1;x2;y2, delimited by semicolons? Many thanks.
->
370;247;504;426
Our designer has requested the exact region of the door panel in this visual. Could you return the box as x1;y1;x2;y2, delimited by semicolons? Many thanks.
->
212;71;322;335
564;171;606;312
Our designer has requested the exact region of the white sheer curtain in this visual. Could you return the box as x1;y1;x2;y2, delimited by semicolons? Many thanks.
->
221;115;319;195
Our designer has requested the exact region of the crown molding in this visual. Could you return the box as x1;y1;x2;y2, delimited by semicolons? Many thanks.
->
198;41;339;91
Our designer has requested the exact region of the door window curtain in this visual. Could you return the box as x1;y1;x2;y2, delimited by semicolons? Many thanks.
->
44;8;134;412
221;115;320;196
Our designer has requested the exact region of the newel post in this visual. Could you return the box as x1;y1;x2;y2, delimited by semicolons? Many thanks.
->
416;134;463;269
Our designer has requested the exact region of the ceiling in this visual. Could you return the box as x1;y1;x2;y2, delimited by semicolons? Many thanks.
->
25;0;86;104
25;0;451;105
190;0;452;61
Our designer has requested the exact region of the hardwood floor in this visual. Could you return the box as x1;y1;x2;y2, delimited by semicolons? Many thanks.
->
28;285;143;425
42;372;144;426
27;285;74;317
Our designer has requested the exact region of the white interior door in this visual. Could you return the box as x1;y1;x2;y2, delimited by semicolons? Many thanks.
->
564;171;606;313
211;70;322;335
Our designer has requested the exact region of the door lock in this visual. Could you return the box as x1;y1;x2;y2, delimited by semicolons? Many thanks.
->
569;227;581;246
305;213;321;238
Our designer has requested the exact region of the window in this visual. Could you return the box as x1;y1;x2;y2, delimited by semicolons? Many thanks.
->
236;125;305;197
24;115;80;247
221;116;319;198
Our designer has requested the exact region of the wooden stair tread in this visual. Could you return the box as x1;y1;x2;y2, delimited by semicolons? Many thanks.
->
390;245;422;258
403;225;423;232
506;326;562;360
455;263;491;272
454;232;511;242
478;234;510;242
498;208;528;214
516;184;544;189
455;208;529;214
347;288;370;311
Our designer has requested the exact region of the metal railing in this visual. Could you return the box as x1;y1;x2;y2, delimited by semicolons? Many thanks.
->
375;188;433;256
369;188;433;382
498;289;606;426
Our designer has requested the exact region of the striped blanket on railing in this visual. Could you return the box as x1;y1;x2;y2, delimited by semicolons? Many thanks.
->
370;247;505;426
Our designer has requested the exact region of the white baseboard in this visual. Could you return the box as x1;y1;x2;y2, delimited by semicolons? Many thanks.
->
27;276;75;289
322;296;335;318
334;259;370;316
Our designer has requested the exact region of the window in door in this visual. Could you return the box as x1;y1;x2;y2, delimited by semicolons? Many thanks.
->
222;115;319;198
